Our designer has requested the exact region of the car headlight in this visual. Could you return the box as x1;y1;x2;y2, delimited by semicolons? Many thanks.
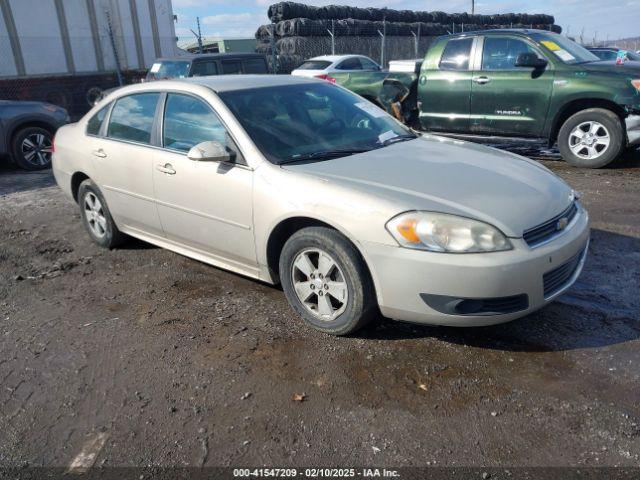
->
386;212;512;253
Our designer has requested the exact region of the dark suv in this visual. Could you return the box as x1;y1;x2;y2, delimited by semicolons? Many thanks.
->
146;53;269;80
0;100;69;170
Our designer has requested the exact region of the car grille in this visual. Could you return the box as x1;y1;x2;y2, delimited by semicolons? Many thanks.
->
543;247;586;298
523;202;578;248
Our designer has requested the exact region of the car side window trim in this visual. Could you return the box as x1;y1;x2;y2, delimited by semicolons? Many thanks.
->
156;90;249;167
476;35;551;72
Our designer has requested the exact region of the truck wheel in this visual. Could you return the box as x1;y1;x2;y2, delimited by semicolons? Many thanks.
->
558;108;624;168
11;126;54;170
77;179;126;249
279;227;377;336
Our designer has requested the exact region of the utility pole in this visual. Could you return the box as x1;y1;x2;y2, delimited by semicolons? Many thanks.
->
471;0;475;15
190;17;204;54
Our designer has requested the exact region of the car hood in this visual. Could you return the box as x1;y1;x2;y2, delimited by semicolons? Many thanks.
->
282;135;574;238
581;60;640;74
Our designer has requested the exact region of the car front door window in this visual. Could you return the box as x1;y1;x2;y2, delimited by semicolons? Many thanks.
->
162;94;228;152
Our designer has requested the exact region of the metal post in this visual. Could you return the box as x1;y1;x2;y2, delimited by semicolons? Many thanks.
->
327;20;335;55
105;10;123;86
471;0;475;15
378;19;386;68
270;23;277;74
197;17;203;54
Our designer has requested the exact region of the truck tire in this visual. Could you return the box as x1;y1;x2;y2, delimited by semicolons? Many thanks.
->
279;227;377;336
11;126;54;170
558;108;625;168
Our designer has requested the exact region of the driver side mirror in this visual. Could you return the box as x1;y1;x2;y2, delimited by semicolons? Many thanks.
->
515;52;548;69
187;141;233;163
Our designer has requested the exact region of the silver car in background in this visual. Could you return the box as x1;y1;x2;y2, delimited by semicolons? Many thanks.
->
52;76;589;335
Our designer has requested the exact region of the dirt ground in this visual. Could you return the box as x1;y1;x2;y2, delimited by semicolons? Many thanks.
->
0;148;639;470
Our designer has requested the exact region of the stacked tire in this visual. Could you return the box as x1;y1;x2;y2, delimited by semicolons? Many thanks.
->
257;1;560;73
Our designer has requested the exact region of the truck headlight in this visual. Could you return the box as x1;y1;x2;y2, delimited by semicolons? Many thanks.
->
386;212;512;253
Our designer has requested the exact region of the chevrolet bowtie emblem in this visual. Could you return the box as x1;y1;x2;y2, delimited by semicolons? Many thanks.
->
557;217;569;231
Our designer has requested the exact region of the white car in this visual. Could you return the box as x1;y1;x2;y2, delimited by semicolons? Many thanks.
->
291;55;381;80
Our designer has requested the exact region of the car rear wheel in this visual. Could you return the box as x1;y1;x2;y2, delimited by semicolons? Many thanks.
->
78;179;126;249
279;226;377;336
558;108;624;168
11;126;54;170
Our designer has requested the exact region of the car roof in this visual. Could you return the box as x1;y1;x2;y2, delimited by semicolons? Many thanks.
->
111;75;318;96
307;54;368;62
154;53;265;62
439;28;556;39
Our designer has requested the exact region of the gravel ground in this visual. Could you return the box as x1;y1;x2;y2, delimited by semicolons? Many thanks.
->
0;150;639;470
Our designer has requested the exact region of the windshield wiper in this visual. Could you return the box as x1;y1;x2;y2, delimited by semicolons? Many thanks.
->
279;148;371;164
378;134;417;147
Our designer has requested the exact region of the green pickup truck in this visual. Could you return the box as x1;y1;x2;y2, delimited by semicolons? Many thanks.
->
330;30;640;168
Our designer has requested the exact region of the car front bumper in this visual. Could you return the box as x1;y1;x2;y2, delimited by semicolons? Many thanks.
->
363;204;590;327
627;114;640;146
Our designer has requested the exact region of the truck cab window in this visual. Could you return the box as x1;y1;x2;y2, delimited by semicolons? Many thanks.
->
439;38;474;71
482;37;541;70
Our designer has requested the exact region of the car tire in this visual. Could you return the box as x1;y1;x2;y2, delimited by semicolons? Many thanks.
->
11;126;54;170
77;179;126;249
558;108;625;168
279;226;377;336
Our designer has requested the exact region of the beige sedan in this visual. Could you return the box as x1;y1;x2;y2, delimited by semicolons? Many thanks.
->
52;75;589;335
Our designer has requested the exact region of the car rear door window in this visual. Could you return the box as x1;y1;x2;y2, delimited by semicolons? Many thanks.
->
107;93;160;144
359;57;379;70
439;38;474;71
162;94;228;152
482;37;541;70
336;57;363;70
297;60;332;70
221;60;242;74
191;61;218;76
243;58;268;73
86;104;109;136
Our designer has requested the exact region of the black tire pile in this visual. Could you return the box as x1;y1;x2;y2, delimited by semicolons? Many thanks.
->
257;2;561;73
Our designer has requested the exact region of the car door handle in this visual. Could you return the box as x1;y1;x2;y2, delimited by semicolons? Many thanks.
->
472;76;491;85
92;149;107;158
156;163;176;175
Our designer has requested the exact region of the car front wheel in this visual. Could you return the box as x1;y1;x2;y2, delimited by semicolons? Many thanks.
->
558;108;624;168
279;226;377;336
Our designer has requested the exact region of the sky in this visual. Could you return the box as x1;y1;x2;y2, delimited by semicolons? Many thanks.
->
172;0;639;44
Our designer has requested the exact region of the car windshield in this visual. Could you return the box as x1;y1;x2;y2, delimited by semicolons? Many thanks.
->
530;33;600;65
218;83;414;164
297;60;332;70
146;60;191;80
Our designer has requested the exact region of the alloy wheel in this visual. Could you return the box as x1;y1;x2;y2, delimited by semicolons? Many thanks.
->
291;248;349;321
568;121;610;160
21;133;53;167
84;192;107;238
